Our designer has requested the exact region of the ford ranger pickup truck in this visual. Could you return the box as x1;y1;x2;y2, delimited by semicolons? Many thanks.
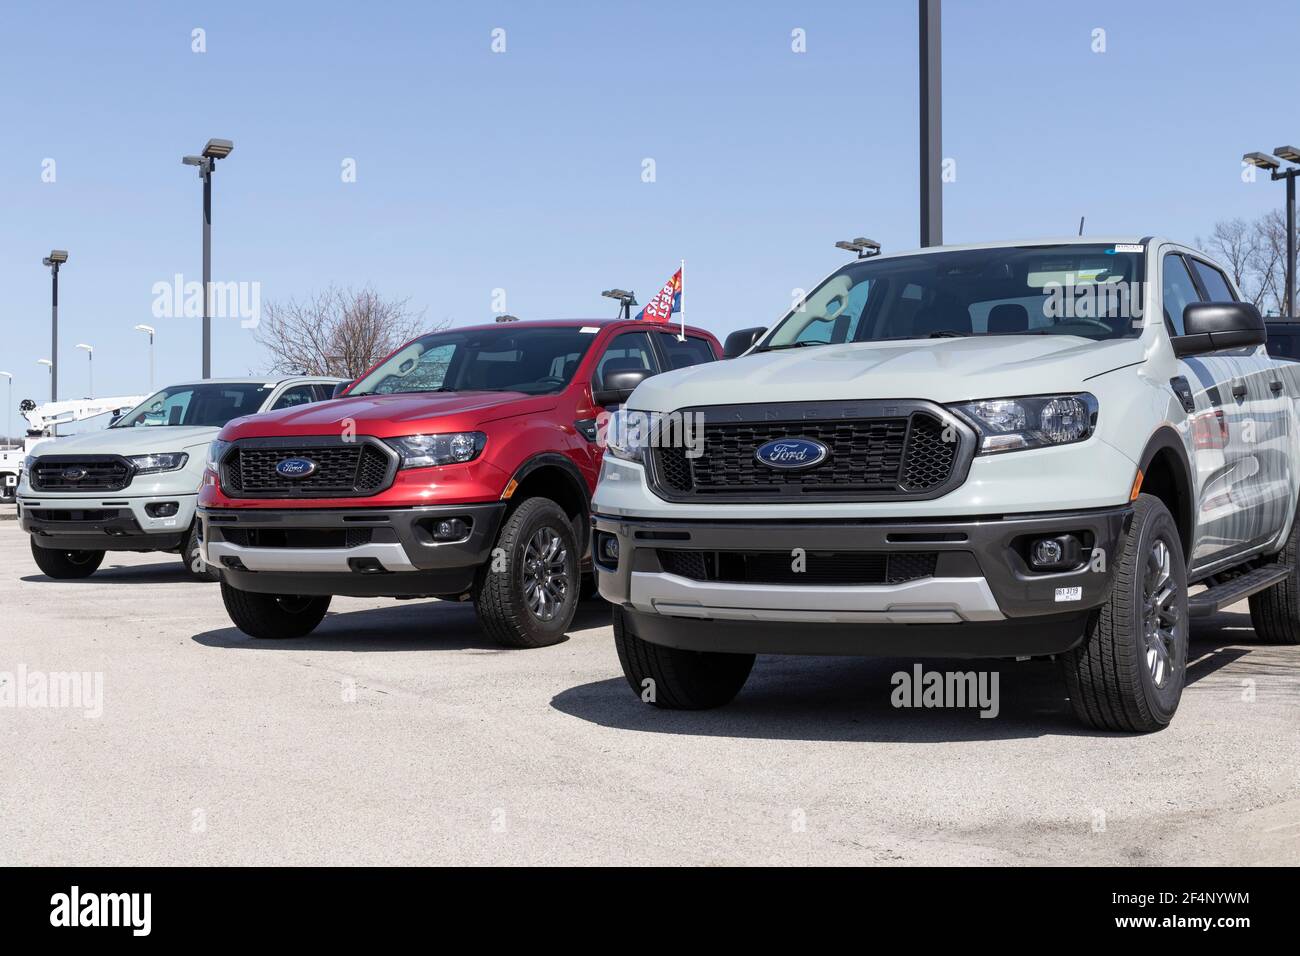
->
594;237;1300;732
198;319;721;647
18;377;341;580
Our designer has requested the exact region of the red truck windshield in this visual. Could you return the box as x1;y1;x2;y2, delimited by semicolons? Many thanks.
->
350;326;598;397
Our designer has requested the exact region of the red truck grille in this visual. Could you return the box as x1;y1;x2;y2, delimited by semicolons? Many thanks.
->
219;439;397;499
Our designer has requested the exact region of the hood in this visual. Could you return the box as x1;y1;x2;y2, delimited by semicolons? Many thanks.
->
30;425;220;456
630;335;1148;411
220;391;557;439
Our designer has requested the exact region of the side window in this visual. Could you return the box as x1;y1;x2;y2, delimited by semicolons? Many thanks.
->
269;385;319;411
1161;254;1202;337
596;332;658;385
1267;330;1299;362
656;333;717;370
1190;260;1238;303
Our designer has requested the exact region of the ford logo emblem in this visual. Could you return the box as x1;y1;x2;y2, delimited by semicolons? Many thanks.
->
275;457;318;479
754;438;829;470
62;466;88;481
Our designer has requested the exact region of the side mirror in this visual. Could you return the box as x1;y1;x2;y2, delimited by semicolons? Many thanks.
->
331;381;354;398
723;326;767;359
1172;302;1266;358
593;368;650;407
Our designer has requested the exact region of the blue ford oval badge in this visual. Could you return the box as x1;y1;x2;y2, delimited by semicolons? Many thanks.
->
754;438;829;470
275;457;318;479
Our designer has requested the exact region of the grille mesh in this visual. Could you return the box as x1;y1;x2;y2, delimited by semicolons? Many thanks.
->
221;442;393;498
32;458;131;492
657;549;938;586
650;411;959;500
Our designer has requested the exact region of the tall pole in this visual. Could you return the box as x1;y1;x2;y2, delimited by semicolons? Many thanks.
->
1286;171;1296;317
50;264;59;402
919;0;943;247
149;330;155;389
202;160;212;378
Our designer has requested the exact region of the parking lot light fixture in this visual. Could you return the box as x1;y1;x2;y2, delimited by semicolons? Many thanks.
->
42;250;67;403
1244;146;1299;316
601;289;637;320
75;343;94;397
834;237;882;259
134;324;156;388
181;138;234;377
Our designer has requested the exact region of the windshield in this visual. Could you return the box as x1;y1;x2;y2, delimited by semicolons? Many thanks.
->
763;243;1147;350
349;326;597;397
112;383;273;428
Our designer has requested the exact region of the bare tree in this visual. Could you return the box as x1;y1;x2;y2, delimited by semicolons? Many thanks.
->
1204;218;1263;307
255;286;439;378
1204;212;1298;315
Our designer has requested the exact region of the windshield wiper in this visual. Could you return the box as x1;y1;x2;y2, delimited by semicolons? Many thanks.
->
928;329;968;338
755;340;825;353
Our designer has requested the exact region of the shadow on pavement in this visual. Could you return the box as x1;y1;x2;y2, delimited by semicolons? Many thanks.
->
192;597;612;653
551;611;1282;743
22;561;193;584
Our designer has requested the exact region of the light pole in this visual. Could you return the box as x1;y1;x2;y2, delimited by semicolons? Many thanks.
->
181;138;234;378
134;324;155;389
75;343;93;397
42;250;68;402
919;0;942;247
1244;146;1299;316
0;372;11;445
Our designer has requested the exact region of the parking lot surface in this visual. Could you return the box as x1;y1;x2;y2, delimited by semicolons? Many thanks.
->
2;521;1297;866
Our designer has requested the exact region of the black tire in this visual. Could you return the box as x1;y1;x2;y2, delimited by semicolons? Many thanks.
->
579;571;602;602
613;606;754;709
472;497;580;648
220;580;331;639
1247;506;1300;645
1062;493;1188;733
180;522;221;582
29;537;104;579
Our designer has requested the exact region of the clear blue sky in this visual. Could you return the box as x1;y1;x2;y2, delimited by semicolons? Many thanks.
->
1;0;1295;411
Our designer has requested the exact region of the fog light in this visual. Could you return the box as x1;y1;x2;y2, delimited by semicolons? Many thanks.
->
1028;534;1082;571
596;531;619;566
433;518;470;542
145;501;180;518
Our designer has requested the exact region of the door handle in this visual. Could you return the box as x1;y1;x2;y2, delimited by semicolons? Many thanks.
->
1231;381;1248;399
1271;380;1284;393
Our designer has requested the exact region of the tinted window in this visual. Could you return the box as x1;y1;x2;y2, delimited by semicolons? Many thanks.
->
764;243;1146;350
1162;254;1202;337
1190;260;1238;302
112;383;274;428
656;333;717;370
350;327;597;397
1267;330;1300;362
270;384;319;410
597;332;658;384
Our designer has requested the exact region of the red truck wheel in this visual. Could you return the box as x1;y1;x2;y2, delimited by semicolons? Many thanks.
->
473;497;579;648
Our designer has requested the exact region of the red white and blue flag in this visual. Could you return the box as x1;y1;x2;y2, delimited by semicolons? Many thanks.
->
636;266;683;323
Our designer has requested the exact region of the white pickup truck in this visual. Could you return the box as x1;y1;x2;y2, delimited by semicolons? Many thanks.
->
17;376;341;580
594;237;1300;732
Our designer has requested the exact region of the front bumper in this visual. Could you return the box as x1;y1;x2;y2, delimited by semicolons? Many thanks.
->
593;505;1131;658
18;493;195;552
199;502;506;598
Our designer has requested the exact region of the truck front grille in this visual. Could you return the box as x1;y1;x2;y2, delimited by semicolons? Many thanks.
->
219;439;396;499
646;401;970;503
219;528;373;549
657;549;938;586
31;456;132;492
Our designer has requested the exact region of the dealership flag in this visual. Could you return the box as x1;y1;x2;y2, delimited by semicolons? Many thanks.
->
636;264;684;334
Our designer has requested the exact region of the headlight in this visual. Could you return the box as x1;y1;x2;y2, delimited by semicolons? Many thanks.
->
386;432;486;469
206;440;230;471
127;452;190;474
949;393;1097;454
604;408;650;463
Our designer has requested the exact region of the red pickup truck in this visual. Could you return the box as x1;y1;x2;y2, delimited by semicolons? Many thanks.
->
198;319;721;646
